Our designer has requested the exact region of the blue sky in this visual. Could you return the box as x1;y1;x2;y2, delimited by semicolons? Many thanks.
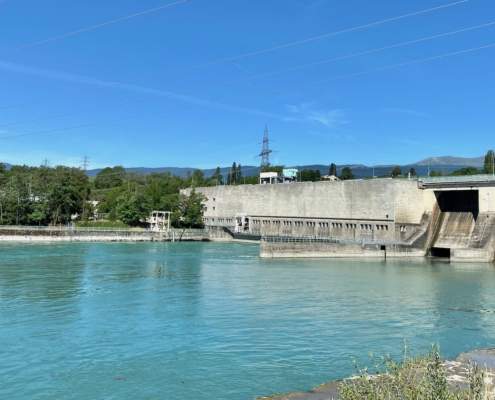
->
0;0;494;170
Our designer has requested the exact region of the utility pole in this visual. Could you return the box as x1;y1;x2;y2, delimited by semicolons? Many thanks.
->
258;125;273;172
80;155;90;171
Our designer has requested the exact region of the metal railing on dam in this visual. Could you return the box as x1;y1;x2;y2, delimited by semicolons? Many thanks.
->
262;235;408;246
0;225;207;234
204;222;236;228
417;174;495;189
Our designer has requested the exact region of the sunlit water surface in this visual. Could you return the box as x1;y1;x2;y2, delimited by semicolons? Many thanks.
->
1;242;495;399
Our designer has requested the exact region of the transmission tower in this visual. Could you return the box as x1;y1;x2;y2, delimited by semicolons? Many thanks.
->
258;125;272;171
81;155;90;171
41;158;50;167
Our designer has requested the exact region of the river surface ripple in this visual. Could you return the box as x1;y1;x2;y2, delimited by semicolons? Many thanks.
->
1;242;495;399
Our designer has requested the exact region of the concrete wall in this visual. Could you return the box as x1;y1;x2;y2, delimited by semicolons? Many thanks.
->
260;240;426;259
184;179;428;241
479;188;495;213
187;179;427;223
0;229;208;242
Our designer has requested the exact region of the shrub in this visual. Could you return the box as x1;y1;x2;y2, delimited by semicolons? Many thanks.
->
340;343;487;400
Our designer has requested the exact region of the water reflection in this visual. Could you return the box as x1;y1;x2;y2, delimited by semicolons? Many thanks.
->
0;243;85;302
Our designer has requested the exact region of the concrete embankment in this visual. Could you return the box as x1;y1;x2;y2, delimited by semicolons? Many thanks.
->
0;228;209;242
260;239;426;259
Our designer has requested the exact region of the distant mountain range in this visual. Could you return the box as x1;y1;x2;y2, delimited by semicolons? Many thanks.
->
0;155;487;179
412;156;484;167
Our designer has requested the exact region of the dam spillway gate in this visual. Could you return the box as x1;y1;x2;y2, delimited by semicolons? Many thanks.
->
419;176;495;261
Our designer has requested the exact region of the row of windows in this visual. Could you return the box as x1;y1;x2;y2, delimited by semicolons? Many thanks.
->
205;216;391;231
203;218;233;223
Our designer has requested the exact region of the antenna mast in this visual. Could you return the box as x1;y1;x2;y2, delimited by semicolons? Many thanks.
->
259;125;272;171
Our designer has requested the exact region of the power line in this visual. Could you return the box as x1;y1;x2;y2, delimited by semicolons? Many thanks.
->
1;19;494;129
0;0;468;111
0;1;188;57
1;40;494;141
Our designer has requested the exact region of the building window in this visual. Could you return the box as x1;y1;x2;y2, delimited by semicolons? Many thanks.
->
213;207;215;211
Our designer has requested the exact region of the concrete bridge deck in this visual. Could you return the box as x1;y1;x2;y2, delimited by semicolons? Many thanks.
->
418;174;495;190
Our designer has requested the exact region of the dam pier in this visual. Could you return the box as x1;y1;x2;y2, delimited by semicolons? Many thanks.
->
184;175;495;262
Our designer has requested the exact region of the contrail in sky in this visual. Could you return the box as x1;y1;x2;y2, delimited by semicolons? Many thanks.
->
234;63;255;77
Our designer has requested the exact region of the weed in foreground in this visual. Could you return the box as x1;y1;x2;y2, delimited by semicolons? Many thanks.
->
339;343;488;400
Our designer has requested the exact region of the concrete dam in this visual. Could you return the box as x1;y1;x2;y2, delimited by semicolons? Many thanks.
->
183;175;495;262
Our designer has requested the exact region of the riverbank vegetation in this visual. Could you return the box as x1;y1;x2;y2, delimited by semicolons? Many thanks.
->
0;164;206;228
340;344;489;400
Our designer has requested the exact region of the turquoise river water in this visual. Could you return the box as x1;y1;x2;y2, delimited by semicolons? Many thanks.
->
1;242;495;399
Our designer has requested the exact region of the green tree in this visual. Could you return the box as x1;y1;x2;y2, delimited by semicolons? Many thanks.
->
173;189;207;228
451;166;480;176
28;202;50;226
81;201;96;222
116;191;152;226
405;167;417;176
94;166;126;189
339;167;355;180
3;165;32;225
190;169;205;187
227;162;237;185
391;166;402;178
328;163;337;176
210;167;223;185
237;164;242;183
300;169;321;182
484;150;495;174
48;166;90;225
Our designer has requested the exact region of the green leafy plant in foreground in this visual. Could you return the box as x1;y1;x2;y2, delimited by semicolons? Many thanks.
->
339;343;487;400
